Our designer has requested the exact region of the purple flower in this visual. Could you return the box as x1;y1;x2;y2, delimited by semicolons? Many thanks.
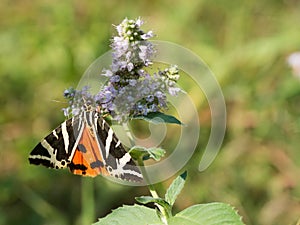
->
119;87;126;94
63;18;183;123
127;62;134;71
168;87;181;96
135;18;143;27
146;95;154;102
155;91;163;98
141;31;154;40
110;75;120;83
102;69;113;77
127;95;135;102
150;82;159;90
63;88;75;99
129;79;137;86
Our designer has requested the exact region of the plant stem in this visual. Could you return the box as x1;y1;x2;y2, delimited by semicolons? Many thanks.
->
137;157;169;225
124;123;169;224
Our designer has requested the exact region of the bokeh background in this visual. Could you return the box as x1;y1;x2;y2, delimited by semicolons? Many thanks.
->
1;0;300;225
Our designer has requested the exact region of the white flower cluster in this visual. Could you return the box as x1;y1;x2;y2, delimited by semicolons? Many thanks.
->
95;18;182;122
110;18;155;72
96;65;181;121
62;86;95;117
63;18;182;122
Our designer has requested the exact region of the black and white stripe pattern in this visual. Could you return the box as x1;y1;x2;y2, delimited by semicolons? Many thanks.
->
29;111;143;182
93;112;143;181
29;118;79;169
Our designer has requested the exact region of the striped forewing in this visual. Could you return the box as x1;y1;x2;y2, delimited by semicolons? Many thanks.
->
29;111;143;182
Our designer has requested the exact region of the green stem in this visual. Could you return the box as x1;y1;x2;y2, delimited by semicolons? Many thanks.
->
123;123;169;224
137;157;169;225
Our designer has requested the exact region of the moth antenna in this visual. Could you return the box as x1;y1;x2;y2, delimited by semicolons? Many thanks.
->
51;99;67;104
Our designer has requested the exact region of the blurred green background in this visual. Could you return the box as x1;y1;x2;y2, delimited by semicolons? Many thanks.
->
1;0;300;225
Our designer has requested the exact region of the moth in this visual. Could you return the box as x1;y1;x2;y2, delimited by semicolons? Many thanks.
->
29;110;143;182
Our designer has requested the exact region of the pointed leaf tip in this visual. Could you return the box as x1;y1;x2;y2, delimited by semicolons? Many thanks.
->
180;171;187;179
165;171;187;206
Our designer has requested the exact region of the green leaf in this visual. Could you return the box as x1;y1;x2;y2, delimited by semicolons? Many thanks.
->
168;203;245;225
165;171;187;206
132;112;183;125
129;146;166;161
93;204;162;225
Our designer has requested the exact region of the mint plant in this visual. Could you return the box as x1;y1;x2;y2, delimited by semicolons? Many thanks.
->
62;18;181;122
63;18;245;225
95;171;244;225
